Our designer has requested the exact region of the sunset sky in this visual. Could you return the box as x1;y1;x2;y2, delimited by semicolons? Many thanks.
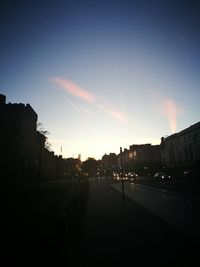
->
1;0;200;160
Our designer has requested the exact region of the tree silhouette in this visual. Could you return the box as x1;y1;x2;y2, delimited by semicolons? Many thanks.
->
37;122;52;151
81;158;97;177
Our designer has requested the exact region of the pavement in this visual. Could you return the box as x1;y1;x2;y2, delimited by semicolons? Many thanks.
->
0;181;70;266
79;181;199;267
1;180;199;267
129;175;200;196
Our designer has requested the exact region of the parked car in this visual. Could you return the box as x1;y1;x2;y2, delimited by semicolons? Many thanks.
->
154;172;172;181
183;170;199;180
128;172;138;182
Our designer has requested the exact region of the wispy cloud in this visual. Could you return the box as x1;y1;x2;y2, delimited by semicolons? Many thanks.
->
96;103;127;123
64;97;102;136
76;104;93;115
49;77;127;123
49;77;96;102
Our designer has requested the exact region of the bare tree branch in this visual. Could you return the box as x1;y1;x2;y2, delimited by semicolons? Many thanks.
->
37;122;51;151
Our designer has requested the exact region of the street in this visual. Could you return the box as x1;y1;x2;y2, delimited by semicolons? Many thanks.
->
111;181;200;239
81;181;199;267
1;180;200;266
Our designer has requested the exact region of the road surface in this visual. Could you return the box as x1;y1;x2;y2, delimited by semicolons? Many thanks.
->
81;181;199;267
111;181;200;239
1;180;199;266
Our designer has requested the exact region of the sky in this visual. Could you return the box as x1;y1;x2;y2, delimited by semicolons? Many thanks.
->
1;0;200;161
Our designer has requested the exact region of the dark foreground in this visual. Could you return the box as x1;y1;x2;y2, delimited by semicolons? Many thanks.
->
82;182;199;267
1;180;199;266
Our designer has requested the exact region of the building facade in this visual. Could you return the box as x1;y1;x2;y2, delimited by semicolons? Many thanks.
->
0;94;38;182
160;122;200;170
118;144;162;175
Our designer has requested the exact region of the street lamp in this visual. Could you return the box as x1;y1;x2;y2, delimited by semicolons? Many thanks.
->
120;147;125;202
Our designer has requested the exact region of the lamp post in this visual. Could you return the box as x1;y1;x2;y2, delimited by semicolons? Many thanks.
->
120;147;125;202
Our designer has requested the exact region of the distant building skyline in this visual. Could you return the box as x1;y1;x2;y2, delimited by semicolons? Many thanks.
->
1;0;200;160
1;93;200;178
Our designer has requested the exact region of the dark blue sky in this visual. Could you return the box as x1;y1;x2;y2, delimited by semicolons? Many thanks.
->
1;0;200;159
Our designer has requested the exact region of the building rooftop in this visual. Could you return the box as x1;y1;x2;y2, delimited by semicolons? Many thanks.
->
162;121;200;140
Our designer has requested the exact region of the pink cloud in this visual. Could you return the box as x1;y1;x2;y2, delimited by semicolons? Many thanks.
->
163;98;179;134
107;109;127;123
49;77;127;123
50;77;96;102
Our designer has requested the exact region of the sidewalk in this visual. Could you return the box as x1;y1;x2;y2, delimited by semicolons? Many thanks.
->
79;182;199;267
133;176;200;196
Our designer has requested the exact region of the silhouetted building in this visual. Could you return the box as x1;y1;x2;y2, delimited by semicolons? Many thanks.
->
97;160;103;177
55;155;66;179
41;149;57;179
36;131;46;179
0;94;38;182
118;144;162;174
129;144;161;163
0;94;6;105
102;153;118;171
65;157;81;177
0;94;72;183
121;148;130;166
36;131;68;180
160;122;200;170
